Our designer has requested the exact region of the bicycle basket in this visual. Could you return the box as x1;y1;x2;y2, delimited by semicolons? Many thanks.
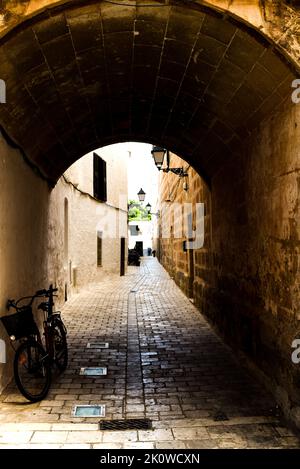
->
0;307;38;340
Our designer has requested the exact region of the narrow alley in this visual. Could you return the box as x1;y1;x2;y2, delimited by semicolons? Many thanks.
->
0;258;299;449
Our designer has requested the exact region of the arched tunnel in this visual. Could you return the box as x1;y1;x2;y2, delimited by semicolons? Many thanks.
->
0;0;300;439
0;0;298;183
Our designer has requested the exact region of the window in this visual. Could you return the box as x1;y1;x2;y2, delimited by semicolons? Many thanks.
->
97;231;103;266
93;153;107;202
129;225;139;236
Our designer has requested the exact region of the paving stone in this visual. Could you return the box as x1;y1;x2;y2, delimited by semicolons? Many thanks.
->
172;427;210;440
40;401;65;407
125;405;145;412
0;258;299;448
102;431;138;443
274;436;300;447
3;395;32;404
55;395;79;401
66;431;103;443
51;423;99;431
0;444;64;449
218;437;248;449
60;444;92;449
93;443;123;449
125;442;155;449
275;426;297;437
0;431;33;444
155;440;186;449
31;431;68;444
138;429;174;441
185;439;219;449
1;423;52;431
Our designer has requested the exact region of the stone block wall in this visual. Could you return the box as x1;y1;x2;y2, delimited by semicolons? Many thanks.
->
158;98;300;426
158;154;212;301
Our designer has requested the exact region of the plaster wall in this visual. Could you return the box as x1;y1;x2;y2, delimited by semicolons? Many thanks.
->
0;136;128;392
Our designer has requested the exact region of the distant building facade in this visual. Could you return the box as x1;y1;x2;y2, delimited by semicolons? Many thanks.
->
128;220;153;256
59;147;129;298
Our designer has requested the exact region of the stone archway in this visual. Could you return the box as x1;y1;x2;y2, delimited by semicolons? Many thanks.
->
0;0;299;428
0;0;298;184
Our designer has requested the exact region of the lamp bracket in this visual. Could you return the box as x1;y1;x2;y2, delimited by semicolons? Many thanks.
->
161;167;188;177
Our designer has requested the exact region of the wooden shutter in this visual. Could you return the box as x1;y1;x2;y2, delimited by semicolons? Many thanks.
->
93;153;107;202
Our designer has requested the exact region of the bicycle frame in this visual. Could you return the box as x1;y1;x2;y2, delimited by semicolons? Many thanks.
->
7;284;59;351
37;285;62;362
5;284;67;402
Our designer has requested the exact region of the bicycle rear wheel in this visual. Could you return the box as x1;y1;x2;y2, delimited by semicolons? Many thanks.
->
14;340;51;402
52;320;68;372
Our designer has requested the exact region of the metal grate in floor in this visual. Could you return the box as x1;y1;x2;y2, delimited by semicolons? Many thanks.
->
99;419;152;431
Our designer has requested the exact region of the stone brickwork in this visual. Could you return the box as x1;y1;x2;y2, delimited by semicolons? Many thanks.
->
208;98;300;428
0;1;299;67
0;1;298;183
0;259;299;448
158;96;300;429
158;153;211;301
1;0;300;433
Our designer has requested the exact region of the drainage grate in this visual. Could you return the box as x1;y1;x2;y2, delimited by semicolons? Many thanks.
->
213;411;229;422
100;419;152;431
73;405;105;418
87;342;109;349
80;367;107;376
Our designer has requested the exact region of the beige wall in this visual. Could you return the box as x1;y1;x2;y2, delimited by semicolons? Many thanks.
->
158;98;300;428
158;154;211;298
0;133;50;393
0;136;128;393
65;147;128;211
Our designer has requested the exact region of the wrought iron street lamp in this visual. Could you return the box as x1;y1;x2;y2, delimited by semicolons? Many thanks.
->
145;202;160;217
151;146;165;170
151;146;188;177
137;188;146;202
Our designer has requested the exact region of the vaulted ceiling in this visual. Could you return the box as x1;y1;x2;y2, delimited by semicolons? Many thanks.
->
0;1;297;183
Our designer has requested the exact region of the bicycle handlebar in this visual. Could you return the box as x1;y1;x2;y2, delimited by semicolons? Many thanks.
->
7;286;59;311
36;286;58;295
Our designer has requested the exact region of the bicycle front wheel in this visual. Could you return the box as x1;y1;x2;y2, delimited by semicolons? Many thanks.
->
14;340;51;402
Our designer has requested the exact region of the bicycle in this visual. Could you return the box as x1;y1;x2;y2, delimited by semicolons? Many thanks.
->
0;285;68;402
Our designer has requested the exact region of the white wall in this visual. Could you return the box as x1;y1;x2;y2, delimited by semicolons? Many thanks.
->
0;135;128;393
63;149;128;289
128;220;154;253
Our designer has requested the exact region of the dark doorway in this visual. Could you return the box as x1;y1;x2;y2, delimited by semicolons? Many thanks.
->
135;241;143;257
120;237;125;276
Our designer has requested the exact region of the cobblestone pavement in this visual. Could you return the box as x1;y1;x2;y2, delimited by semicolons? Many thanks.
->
0;258;299;448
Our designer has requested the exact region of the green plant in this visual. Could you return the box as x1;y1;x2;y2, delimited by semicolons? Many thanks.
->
128;200;151;221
